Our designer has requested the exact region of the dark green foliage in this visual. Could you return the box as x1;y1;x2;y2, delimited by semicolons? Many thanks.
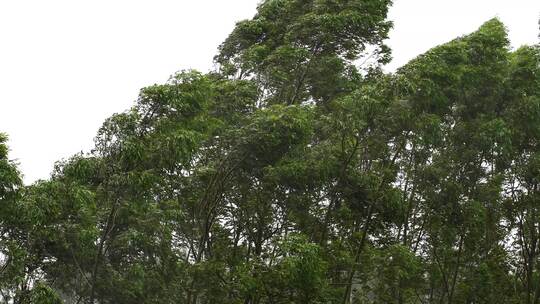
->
1;2;539;304
216;0;392;106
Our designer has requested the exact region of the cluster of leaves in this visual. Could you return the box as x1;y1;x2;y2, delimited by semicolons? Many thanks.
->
0;1;539;304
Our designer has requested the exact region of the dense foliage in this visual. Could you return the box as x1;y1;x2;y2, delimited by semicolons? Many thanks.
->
1;1;539;303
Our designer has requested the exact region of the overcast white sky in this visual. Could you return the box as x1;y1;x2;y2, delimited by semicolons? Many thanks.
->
0;0;538;184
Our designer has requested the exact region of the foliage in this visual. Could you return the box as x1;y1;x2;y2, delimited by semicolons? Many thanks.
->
1;2;539;304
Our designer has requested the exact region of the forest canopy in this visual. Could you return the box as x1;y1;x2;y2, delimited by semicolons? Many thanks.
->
1;1;540;303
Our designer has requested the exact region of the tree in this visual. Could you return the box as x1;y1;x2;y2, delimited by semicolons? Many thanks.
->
215;0;392;106
2;2;540;304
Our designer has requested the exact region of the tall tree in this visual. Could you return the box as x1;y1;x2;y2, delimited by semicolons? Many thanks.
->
215;0;392;106
2;2;540;304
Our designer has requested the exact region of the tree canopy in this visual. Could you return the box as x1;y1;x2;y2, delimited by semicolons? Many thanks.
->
1;1;540;303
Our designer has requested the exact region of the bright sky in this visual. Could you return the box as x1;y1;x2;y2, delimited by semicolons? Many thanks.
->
0;0;538;184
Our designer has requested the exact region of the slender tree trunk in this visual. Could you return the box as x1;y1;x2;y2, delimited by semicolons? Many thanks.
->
89;200;118;304
342;203;374;304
